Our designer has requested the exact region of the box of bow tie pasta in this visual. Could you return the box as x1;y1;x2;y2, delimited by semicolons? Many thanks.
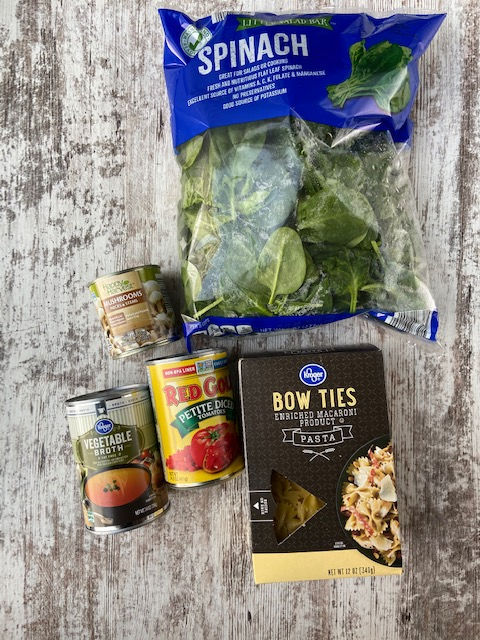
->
238;346;402;583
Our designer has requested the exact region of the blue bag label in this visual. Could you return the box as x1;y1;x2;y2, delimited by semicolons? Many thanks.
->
160;10;445;147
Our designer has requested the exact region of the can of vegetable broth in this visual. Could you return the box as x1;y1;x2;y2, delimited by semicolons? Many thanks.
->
89;265;178;359
146;350;244;488
66;385;169;534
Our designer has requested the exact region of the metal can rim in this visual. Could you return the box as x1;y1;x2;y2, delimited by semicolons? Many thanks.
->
145;349;227;366
66;383;149;407
110;335;179;360
166;468;244;489
88;265;162;288
85;501;171;535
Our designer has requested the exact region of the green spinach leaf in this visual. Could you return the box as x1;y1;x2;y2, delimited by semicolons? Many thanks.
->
177;135;204;170
297;179;378;247
320;248;377;313
181;260;202;311
327;40;412;113
257;227;306;304
270;249;333;315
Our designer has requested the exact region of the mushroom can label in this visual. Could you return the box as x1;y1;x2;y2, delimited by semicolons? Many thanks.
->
66;386;169;533
147;351;244;487
89;265;178;359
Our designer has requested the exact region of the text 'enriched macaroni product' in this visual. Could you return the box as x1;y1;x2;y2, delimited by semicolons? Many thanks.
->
238;346;402;583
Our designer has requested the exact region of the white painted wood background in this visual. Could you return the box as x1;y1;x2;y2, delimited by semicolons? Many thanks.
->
1;1;478;638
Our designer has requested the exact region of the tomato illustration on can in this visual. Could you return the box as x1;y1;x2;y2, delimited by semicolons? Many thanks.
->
146;350;244;487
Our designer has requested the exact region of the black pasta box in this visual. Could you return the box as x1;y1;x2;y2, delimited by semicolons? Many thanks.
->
238;346;402;583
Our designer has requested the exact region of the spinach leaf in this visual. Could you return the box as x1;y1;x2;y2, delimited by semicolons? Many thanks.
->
327;40;412;113
349;40;366;70
270;250;333;315
181;260;202;311
320;248;377;313
297;179;378;247
209;122;265;168
177;135;204;170
224;227;267;293
209;120;299;227
389;73;411;114
180;147;212;212
257;227;306;304
221;281;272;317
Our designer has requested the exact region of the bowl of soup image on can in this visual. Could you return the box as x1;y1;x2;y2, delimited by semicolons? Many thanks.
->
146;350;245;488
66;384;169;534
82;463;155;524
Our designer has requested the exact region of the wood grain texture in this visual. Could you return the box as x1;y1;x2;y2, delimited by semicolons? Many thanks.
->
1;1;478;638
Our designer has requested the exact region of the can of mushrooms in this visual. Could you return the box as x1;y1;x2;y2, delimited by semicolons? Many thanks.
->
89;265;179;358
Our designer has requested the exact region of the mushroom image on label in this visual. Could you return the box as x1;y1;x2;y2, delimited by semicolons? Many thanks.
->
271;470;327;543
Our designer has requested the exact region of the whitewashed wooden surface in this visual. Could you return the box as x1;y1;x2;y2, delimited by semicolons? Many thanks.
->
1;1;478;638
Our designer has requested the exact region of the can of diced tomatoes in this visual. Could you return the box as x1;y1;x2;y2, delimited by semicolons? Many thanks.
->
146;350;244;488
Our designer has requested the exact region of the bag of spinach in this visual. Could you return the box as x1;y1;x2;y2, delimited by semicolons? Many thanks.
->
159;10;445;348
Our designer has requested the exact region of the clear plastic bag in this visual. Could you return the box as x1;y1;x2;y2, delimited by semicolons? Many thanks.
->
179;118;436;331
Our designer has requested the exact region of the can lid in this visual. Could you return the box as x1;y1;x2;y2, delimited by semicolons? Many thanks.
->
88;265;161;288
65;384;149;407
145;349;227;366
